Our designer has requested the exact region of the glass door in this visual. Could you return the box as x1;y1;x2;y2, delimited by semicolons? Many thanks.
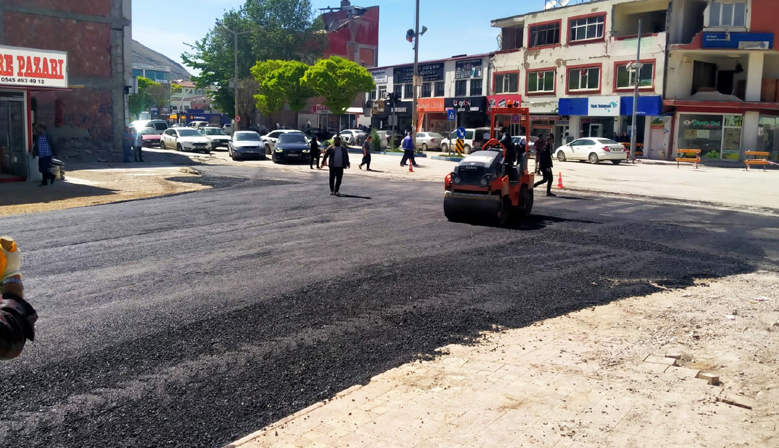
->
589;123;602;137
0;93;27;178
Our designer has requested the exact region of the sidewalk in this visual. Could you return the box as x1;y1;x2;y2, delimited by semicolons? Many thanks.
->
226;272;779;448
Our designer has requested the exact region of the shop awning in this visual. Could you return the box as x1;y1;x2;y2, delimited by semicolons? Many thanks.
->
663;99;779;113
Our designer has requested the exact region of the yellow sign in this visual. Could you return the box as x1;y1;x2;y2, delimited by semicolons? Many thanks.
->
170;114;178;120
455;138;464;155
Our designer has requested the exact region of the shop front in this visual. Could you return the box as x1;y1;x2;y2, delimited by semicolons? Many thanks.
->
416;97;447;134
675;113;743;161
444;96;487;128
314;104;364;133
0;45;69;182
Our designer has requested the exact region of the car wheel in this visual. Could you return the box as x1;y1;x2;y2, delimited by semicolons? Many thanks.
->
588;152;599;164
557;151;566;162
272;154;278;163
265;144;271;155
177;143;183;152
464;145;472;154
160;140;165;150
611;160;621;165
441;143;448;153
421;143;428;151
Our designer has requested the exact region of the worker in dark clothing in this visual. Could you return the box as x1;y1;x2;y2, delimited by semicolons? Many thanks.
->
1;236;37;361
498;127;516;180
309;136;321;169
534;137;556;197
321;136;350;196
533;136;547;175
359;135;372;170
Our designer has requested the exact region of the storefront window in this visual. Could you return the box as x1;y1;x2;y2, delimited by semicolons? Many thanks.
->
759;116;779;162
676;113;745;160
722;115;742;160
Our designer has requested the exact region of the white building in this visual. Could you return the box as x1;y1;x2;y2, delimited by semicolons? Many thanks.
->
491;0;670;158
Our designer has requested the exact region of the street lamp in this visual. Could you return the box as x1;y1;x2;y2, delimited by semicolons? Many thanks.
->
215;20;250;130
409;0;427;146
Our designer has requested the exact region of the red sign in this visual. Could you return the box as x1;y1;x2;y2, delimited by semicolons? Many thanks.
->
0;45;68;88
487;94;523;111
234;115;241;123
313;104;330;114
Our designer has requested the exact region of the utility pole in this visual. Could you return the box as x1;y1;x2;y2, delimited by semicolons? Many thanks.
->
216;21;250;131
411;0;420;147
629;19;642;163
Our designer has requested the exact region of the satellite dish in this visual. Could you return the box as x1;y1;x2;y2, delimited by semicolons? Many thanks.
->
560;0;570;6
544;1;556;9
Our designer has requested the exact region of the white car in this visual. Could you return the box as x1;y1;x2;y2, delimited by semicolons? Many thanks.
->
554;138;627;164
160;127;211;153
262;130;307;155
199;127;232;151
416;132;445;151
337;129;366;145
188;121;210;129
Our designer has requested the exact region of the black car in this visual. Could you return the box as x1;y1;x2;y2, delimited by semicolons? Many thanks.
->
304;127;333;142
272;132;310;163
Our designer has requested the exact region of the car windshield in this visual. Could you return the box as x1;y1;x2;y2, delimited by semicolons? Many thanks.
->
153;122;168;131
278;133;307;144
235;132;260;141
203;128;226;135
177;129;201;137
597;138;620;145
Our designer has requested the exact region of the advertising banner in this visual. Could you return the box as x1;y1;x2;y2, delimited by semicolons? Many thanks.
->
0;45;68;88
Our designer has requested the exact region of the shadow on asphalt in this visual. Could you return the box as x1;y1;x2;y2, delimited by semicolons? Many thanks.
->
0;181;118;207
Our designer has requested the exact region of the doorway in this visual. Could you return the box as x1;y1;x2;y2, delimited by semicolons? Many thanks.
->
589;123;602;137
0;91;27;179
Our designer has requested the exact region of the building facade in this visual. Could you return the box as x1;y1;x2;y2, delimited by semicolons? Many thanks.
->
132;64;171;85
0;0;132;181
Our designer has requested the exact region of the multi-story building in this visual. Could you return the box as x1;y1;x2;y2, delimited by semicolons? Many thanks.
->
491;0;669;157
0;0;132;182
665;0;778;162
132;64;171;85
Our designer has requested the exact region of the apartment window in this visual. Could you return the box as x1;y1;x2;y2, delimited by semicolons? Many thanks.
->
529;22;560;48
404;84;413;99
455;80;468;97
494;73;519;94
370;90;377;100
710;1;747;27
132;69;143;78
421;82;432;98
378;85;387;99
616;62;654;89
568;67;600;91
470;79;483;96
434;81;445;97
528;70;556;93
393;84;401;97
569;15;605;42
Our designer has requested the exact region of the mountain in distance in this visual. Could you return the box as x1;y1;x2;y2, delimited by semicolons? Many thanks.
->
132;39;191;81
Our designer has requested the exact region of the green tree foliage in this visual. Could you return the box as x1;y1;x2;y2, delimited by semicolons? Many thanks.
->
128;77;160;117
250;60;285;117
181;0;326;116
251;60;314;114
302;56;375;129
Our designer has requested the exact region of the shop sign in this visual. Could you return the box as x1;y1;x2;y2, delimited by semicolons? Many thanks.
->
487;94;523;111
681;116;723;130
445;96;487;112
389;101;412;115
588;96;620;116
455;59;483;80
417;97;444;112
0;45;68;88
702;32;773;50
393;63;444;84
314;104;330;114
372;70;387;83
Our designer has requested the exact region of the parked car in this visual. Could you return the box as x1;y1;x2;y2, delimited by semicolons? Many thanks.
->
304;127;333;142
554;138;627;164
441;127;493;154
188;121;210;129
338;129;366;146
160;127;210;153
199;127;232;151
228;131;265;160
137;127;161;147
272;132;310;164
130;119;168;134
415;132;445;151
261;130;305;155
247;124;269;136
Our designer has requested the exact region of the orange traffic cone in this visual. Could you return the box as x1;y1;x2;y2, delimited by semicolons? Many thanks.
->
409;161;414;172
557;172;565;189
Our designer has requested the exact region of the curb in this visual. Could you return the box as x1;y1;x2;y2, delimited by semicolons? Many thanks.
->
431;156;464;162
345;147;427;158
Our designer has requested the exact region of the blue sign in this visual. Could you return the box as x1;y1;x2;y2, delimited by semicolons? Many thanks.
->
702;32;773;50
456;127;466;139
447;109;456;121
559;95;662;117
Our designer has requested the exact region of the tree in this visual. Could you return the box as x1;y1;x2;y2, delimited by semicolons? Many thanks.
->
147;84;172;115
250;60;285;118
236;77;260;126
302;56;375;132
128;77;160;118
267;60;314;112
181;0;326;116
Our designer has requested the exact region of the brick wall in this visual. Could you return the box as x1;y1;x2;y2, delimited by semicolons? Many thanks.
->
4;0;111;18
35;89;115;142
4;12;112;79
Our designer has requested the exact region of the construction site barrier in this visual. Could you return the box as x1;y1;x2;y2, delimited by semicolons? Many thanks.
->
744;151;775;172
621;142;643;157
676;149;701;169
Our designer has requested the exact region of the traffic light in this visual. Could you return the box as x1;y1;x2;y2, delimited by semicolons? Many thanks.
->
406;29;415;43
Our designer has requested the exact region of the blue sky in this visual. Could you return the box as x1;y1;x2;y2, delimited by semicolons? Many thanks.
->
132;0;543;75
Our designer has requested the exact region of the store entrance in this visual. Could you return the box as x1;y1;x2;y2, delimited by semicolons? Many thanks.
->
0;92;27;179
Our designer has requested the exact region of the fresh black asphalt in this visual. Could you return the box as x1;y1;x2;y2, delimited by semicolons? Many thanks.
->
1;165;777;448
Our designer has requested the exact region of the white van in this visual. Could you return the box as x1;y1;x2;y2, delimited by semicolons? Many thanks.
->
440;127;495;154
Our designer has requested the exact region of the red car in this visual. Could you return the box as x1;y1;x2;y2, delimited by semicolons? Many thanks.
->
138;128;161;147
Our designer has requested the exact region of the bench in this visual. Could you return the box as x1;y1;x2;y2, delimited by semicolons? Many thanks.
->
744;151;771;171
676;149;701;169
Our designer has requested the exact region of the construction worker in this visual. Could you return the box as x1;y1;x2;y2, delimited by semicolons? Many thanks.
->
534;135;556;197
499;127;516;181
1;236;38;360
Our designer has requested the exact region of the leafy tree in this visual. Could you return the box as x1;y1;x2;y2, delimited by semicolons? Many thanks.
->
266;61;314;112
147;84;172;114
236;77;260;126
302;56;375;132
250;60;285;118
128;77;160;118
181;0;326;116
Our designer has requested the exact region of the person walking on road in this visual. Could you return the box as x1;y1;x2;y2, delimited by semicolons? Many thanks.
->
400;132;418;167
309;136;321;169
0;236;38;360
34;125;57;186
359;135;372;170
534;135;556;197
533;134;546;175
321;136;350;196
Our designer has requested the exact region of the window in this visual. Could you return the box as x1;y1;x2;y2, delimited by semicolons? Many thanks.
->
404;84;413;99
494;73;519;94
710;1;746;27
528;70;555;93
132;69;143;77
501;26;524;50
455;80;468;96
470;79;483;96
529;22;560;47
370;90;377;100
393;84;401;97
421;82;432;98
568;67;600;91
378;85;387;99
616;62;654;89
435;81;445;97
569;15;605;42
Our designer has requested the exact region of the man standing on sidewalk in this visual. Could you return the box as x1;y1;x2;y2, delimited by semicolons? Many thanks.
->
122;126;133;163
533;138;556;197
34;125;57;186
133;129;144;162
359;135;372;171
400;132;418;168
321;136;350;196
